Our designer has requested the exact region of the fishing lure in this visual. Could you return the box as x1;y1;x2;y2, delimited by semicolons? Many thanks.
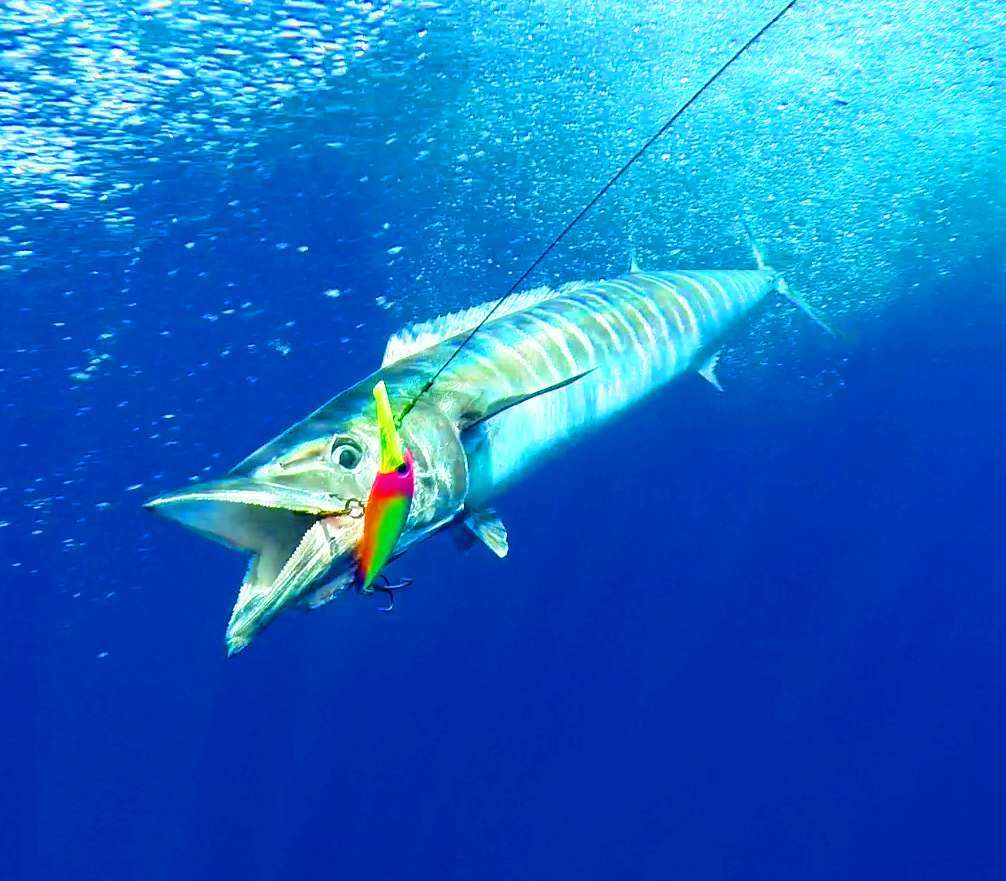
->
356;380;415;592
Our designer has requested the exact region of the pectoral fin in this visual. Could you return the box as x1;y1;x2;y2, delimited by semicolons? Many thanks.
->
462;369;595;431
698;349;723;392
464;508;509;558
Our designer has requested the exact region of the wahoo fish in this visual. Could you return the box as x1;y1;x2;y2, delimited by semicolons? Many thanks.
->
146;263;823;654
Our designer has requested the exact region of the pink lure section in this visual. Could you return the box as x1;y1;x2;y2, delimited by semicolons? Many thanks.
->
356;448;415;588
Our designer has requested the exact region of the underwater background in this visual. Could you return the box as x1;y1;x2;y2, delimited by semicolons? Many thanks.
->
5;0;1005;878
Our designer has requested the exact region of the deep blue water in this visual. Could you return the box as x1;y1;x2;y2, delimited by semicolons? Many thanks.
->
6;2;1006;879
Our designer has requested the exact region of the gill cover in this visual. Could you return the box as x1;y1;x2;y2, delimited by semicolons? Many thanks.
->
357;381;414;590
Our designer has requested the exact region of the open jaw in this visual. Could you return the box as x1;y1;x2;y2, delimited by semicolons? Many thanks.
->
145;477;360;655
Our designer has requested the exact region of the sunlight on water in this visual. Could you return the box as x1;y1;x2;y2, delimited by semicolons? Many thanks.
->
0;0;443;255
2;0;1001;306
420;0;1003;323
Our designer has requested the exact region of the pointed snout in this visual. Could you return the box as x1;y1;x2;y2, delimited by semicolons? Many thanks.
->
145;479;360;654
144;477;352;553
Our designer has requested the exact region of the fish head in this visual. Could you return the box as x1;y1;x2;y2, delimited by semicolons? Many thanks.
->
145;383;469;655
145;392;384;654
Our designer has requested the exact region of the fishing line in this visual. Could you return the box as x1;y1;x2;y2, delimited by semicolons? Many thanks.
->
396;0;798;426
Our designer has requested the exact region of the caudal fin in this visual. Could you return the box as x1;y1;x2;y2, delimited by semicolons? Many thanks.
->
776;277;841;339
739;216;841;340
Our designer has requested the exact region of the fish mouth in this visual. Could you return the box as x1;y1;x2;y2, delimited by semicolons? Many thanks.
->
145;478;361;655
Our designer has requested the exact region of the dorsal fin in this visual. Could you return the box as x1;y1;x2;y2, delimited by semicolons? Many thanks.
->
381;282;585;367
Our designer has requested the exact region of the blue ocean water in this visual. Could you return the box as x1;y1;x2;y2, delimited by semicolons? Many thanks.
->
5;1;1005;879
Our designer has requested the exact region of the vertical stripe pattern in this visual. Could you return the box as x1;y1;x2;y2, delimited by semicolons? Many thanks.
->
437;268;779;493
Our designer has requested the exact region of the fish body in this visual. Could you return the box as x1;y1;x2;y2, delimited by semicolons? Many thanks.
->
147;266;784;653
419;268;778;503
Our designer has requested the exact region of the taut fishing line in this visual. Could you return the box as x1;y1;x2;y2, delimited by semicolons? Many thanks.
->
396;0;798;426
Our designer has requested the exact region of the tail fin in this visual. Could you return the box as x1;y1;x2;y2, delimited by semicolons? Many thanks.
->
739;216;841;339
776;277;840;339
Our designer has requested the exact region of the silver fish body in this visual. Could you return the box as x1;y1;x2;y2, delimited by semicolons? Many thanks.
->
147;267;783;653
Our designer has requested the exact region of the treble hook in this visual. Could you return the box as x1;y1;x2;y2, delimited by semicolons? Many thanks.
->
371;575;414;613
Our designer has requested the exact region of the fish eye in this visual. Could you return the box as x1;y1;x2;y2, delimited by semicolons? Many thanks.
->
396;461;410;475
330;438;363;470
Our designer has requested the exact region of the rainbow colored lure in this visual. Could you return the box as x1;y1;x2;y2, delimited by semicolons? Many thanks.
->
356;380;415;591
